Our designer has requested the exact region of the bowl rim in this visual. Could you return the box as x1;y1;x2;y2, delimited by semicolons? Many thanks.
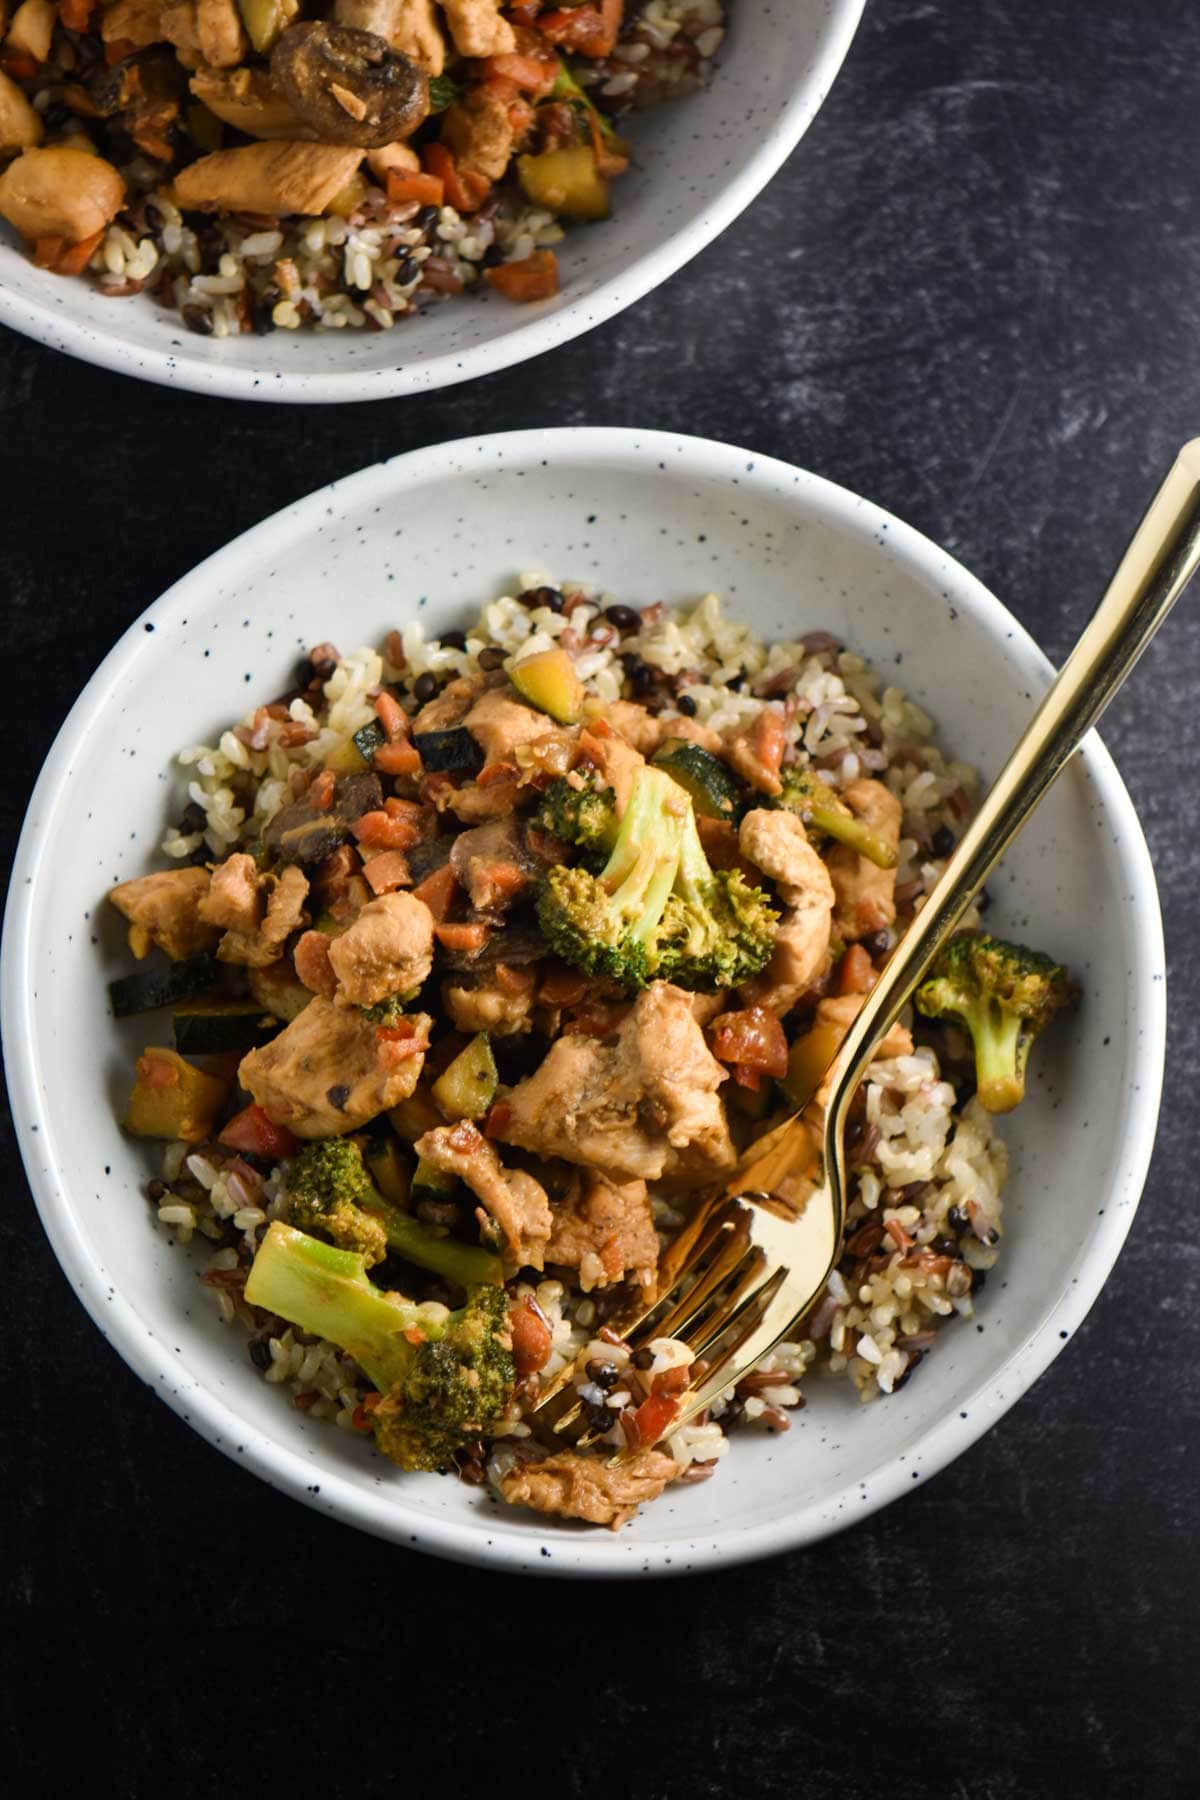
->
1;426;1167;1576
0;1;865;404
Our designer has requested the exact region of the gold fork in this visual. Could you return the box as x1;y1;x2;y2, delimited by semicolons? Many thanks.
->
533;440;1200;1454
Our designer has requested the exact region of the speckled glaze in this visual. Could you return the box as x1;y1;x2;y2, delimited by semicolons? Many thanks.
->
1;429;1166;1575
0;3;862;403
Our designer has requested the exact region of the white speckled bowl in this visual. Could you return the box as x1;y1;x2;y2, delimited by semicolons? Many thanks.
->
0;2;863;402
2;429;1166;1575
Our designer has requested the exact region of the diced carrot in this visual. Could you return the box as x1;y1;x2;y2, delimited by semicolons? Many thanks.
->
485;249;559;303
386;169;445;208
412;862;459;921
539;961;589;1007
374;740;422;776
361;850;411;896
483;1100;513;1138
478;860;529;901
480;48;559;92
351;1393;381;1431
476;759;519;788
351;810;421;851
218;1103;298;1161
627;1391;678;1449
373;690;408;742
309;769;336;811
434;921;491;953
836;943;875;996
423;142;490;214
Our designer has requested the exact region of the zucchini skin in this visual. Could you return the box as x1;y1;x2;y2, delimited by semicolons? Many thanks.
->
109;953;220;1018
173;1003;280;1055
412;727;485;775
652;741;741;821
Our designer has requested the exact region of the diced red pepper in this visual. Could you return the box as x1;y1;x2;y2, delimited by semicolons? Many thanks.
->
423;141;490;214
218;1103;299;1161
627;1391;679;1449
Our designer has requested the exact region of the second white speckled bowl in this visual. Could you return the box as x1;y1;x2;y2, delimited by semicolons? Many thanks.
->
2;429;1166;1573
0;2;864;401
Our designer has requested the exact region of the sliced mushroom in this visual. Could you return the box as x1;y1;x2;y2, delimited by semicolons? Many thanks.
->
270;21;428;149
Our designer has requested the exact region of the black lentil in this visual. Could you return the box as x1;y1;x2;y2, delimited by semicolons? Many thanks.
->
326;1083;350;1111
179;800;207;835
586;1359;622;1390
583;1400;614;1434
676;693;698;716
970;1266;989;1295
415;204;439;232
146;1178;167;1201
931;824;956;857
631;1346;655;1370
478;646;507;671
249;1339;272;1372
394;255;420;284
947;1205;969;1234
181;304;214;337
604;603;640;633
441;629;467;650
412;671;439;703
519;585;565;613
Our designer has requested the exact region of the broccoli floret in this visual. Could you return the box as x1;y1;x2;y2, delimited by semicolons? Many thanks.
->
655;805;779;990
535;772;619;859
772;768;898;870
914;931;1078;1113
244;1223;514;1471
536;765;686;989
284;1138;502;1287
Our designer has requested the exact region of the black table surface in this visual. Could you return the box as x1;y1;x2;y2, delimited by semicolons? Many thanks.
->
2;0;1197;1790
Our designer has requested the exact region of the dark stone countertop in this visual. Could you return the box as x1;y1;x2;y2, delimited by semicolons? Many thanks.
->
1;1;1197;1792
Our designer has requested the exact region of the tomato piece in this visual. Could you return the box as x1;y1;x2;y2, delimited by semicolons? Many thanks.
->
628;1392;679;1448
709;1006;789;1079
218;1103;298;1161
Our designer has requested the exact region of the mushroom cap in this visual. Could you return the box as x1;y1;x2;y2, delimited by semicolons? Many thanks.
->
270;21;429;148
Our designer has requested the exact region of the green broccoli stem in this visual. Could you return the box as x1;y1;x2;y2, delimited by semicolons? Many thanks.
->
599;767;684;944
674;804;712;903
373;1207;503;1290
809;801;898;871
245;1223;422;1391
967;1001;1026;1113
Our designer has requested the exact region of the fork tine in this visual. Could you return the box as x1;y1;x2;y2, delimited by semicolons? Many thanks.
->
673;1244;781;1367
662;1278;814;1439
628;1208;754;1347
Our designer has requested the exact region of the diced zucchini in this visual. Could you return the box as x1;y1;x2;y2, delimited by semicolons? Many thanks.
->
509;647;584;725
778;1022;844;1110
173;999;280;1056
517;145;609;220
388;1083;445;1142
352;718;388;764
323;735;368;775
125;1048;231;1143
247;961;313;1022
362;1135;410;1208
430;1033;499;1122
653;741;741;821
236;0;298;54
411;727;484;774
109;953;219;1019
410;1155;457;1208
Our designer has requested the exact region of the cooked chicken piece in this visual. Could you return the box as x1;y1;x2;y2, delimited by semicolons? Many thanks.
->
365;138;420;181
414;1122;552;1268
218;864;310;967
811;992;913;1110
6;0;54;59
0;147;124;244
442;778;524;824
439;0;514;58
499;982;735;1183
462;684;567;765
239;997;431;1136
189;67;313;139
411;671;486;735
607;700;722;757
108;867;217;961
580;726;644;815
173;141;363;215
196;0;247;64
102;0;167;48
442;964;536;1035
326;889;434;1005
440;83;513;184
725;709;787;796
737;808;835;1015
198;851;262;933
335;0;445;73
826;778;902;940
499;1447;678;1530
293;928;338;999
449;817;537;911
0;69;43;150
160;0;202;63
546;1173;658;1288
689;990;729;1027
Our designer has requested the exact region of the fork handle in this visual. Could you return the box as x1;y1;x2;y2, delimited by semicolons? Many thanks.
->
826;439;1200;1129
